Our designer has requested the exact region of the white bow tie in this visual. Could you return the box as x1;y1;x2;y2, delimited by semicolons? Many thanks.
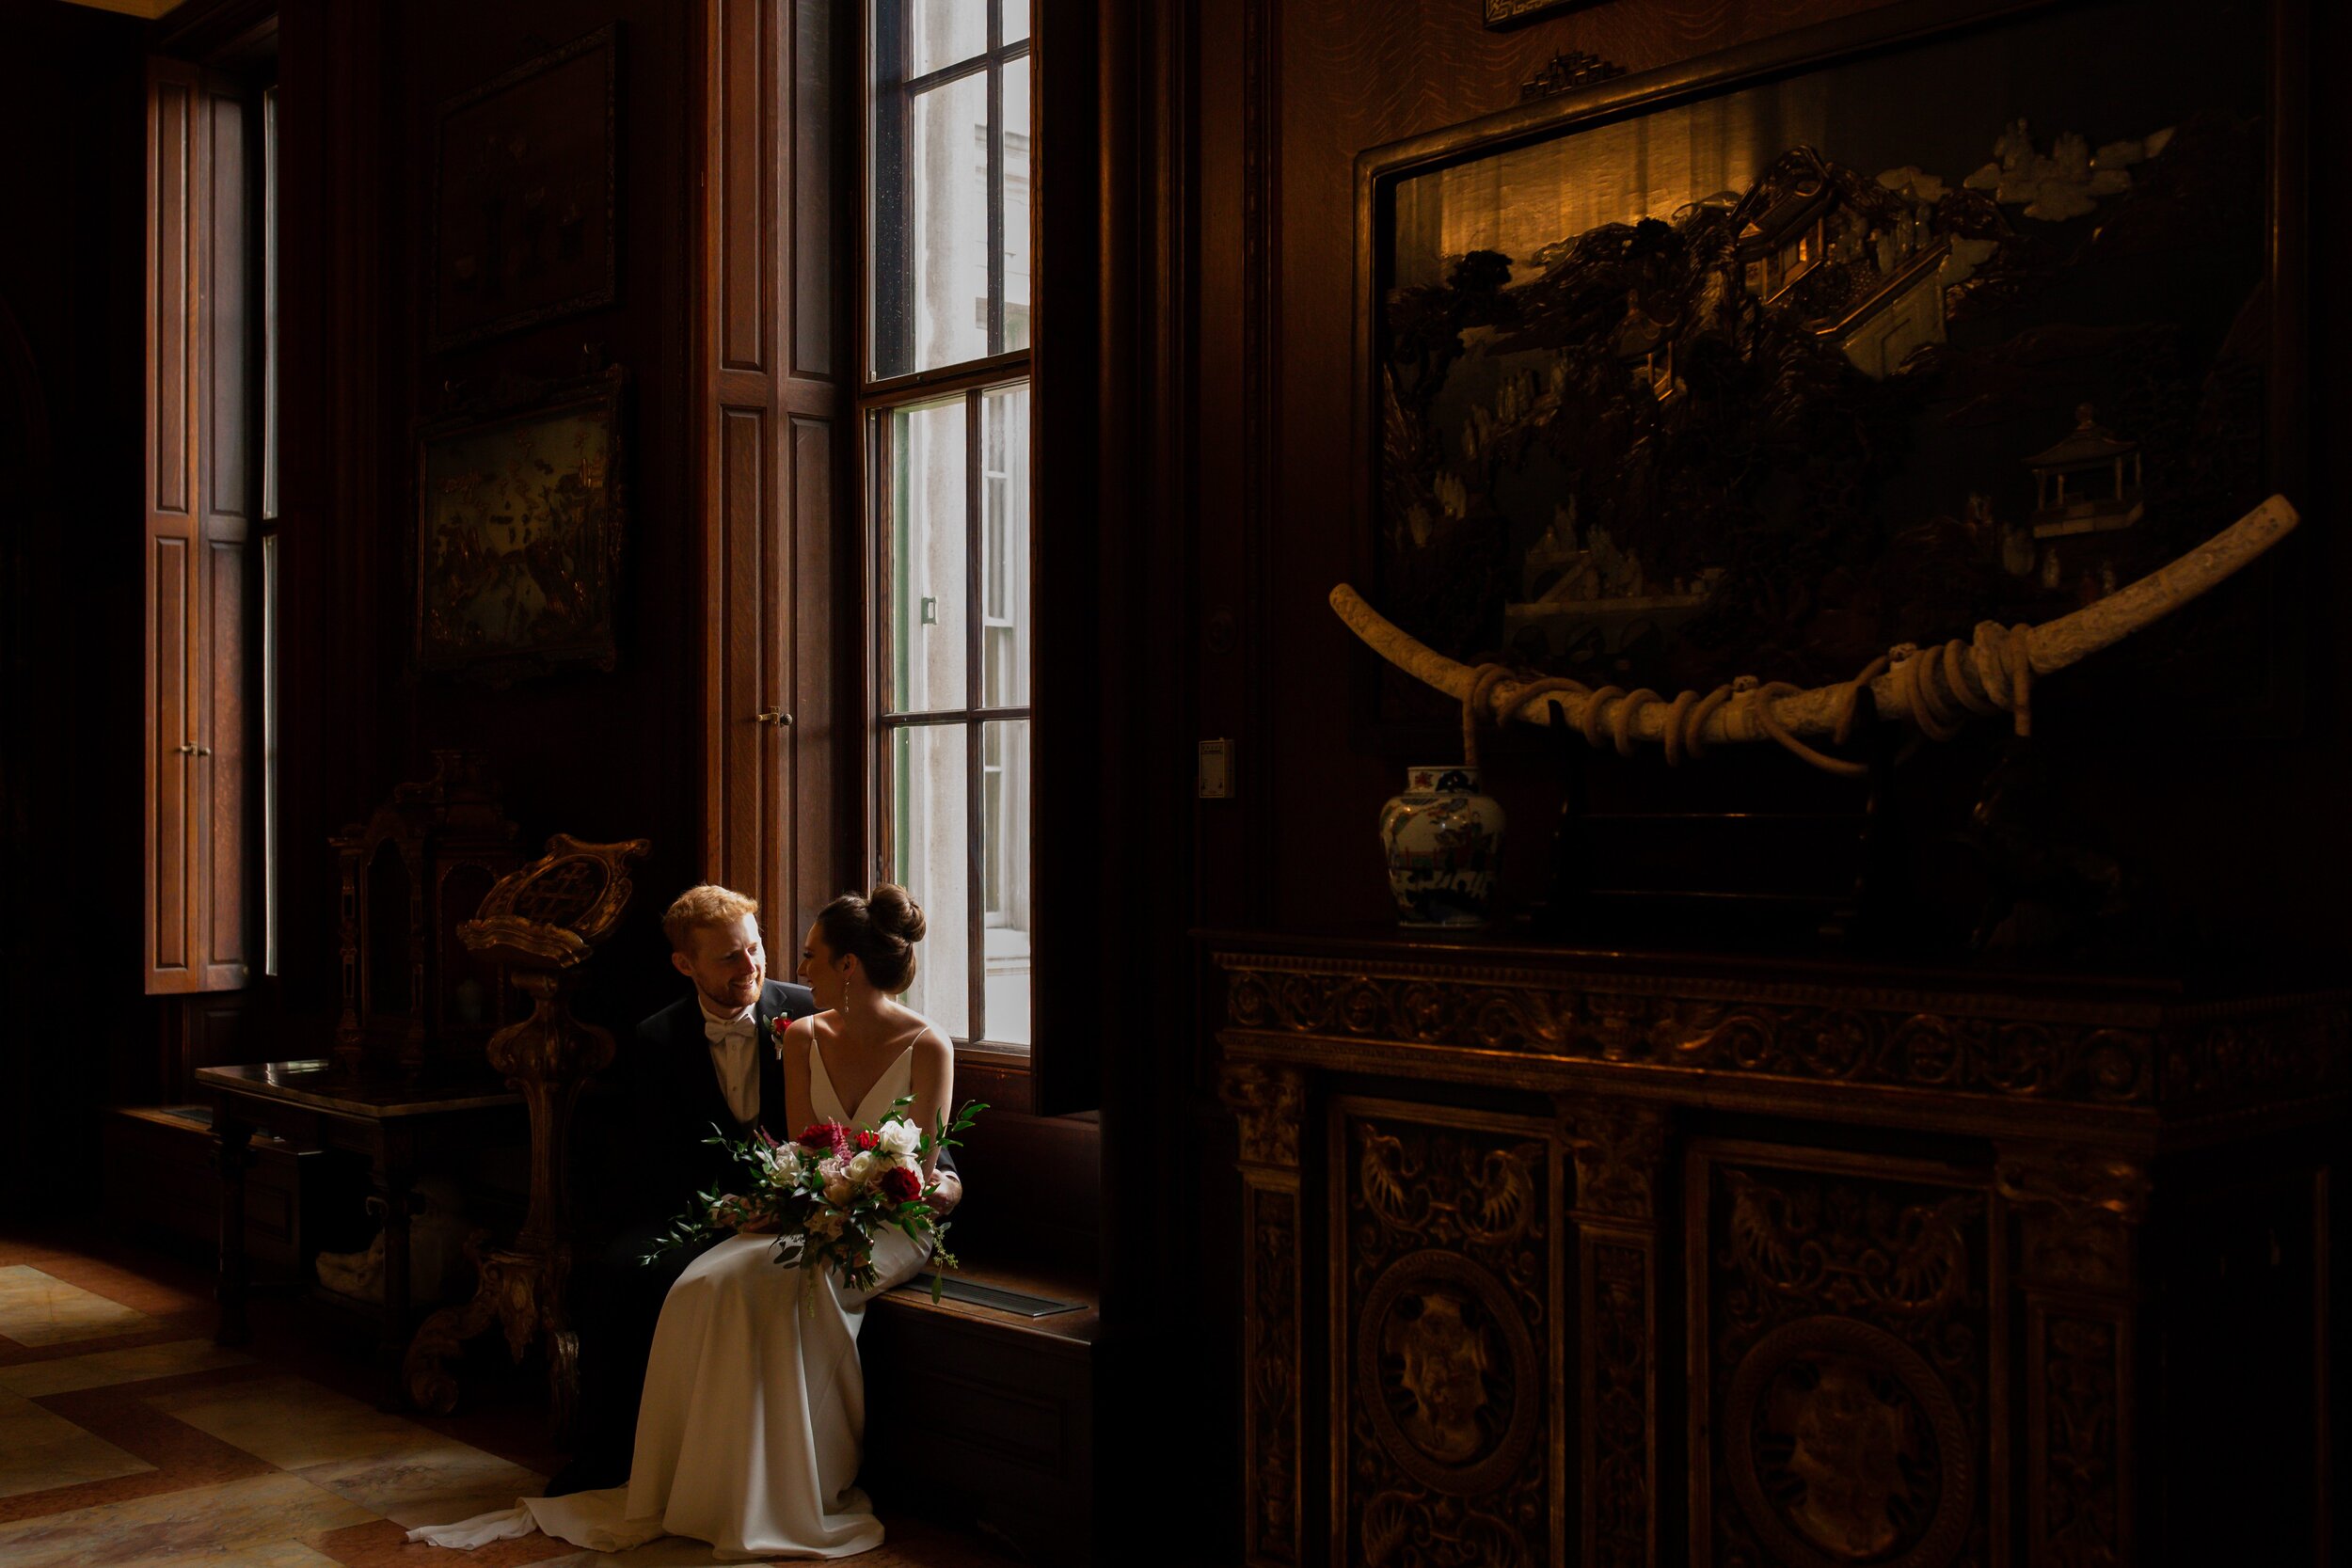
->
704;1016;758;1047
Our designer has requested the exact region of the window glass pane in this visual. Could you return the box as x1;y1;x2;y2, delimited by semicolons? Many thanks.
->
886;396;968;714
891;722;969;1039
981;381;1028;706
905;0;985;79
1001;54;1030;354
1002;0;1029;47
979;718;1030;1045
873;70;990;378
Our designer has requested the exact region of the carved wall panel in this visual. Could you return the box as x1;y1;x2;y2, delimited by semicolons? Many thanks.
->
1689;1142;2001;1568
1332;1099;1561;1568
1220;954;2352;1126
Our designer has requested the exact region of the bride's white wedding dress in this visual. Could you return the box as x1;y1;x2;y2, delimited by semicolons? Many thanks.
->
411;1039;930;1560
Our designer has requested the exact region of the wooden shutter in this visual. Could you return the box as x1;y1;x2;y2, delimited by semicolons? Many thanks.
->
695;0;855;931
145;58;254;994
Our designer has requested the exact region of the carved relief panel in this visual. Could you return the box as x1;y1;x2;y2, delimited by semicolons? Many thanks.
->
1688;1143;2003;1568
1332;1099;1562;1568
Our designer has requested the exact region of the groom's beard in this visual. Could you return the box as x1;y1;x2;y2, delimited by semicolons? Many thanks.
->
700;973;762;1017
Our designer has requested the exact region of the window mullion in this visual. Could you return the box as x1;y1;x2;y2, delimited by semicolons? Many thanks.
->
985;40;1004;357
964;388;986;1043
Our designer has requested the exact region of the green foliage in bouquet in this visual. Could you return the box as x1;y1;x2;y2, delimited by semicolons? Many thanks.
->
642;1097;985;1303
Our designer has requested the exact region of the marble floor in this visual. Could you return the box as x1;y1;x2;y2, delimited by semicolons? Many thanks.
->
0;1233;1015;1568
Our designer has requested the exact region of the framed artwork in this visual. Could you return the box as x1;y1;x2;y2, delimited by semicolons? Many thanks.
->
429;25;619;352
1484;0;1603;26
1359;0;2305;735
416;367;627;682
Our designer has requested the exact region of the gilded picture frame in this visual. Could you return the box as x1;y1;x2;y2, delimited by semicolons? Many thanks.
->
1358;0;2307;741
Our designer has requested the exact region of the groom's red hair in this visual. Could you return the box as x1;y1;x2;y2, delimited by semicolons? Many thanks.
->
661;884;760;952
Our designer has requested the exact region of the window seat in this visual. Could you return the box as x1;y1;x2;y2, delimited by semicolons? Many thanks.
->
863;1255;1095;1566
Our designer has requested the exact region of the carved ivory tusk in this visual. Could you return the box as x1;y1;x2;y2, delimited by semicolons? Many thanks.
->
1329;493;2299;750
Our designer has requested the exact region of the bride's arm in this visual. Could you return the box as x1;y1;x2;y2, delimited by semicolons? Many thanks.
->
779;1016;815;1135
908;1027;961;1212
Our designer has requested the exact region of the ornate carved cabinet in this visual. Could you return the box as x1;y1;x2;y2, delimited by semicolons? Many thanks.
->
1212;931;2344;1568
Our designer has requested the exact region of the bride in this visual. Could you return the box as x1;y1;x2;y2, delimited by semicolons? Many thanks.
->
414;885;956;1560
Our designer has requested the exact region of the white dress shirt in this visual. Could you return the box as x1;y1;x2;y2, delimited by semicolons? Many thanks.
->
699;999;764;1125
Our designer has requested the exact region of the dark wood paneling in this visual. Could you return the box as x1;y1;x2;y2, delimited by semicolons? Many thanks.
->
147;56;255;997
718;0;765;373
205;84;249;515
787;0;834;381
697;0;850;947
152;72;193;518
789;411;841;923
151;533;194;978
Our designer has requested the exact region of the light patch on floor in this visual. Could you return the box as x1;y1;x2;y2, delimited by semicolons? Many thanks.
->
0;1265;157;1347
296;1441;545;1529
0;1388;154;1498
0;1470;373;1568
143;1374;446;1472
0;1338;251;1397
111;1536;342;1568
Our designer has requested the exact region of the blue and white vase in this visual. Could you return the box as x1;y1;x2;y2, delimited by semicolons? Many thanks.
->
1378;766;1505;927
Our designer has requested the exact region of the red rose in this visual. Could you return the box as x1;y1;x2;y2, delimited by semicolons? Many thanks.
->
799;1121;843;1150
880;1165;922;1203
855;1130;882;1152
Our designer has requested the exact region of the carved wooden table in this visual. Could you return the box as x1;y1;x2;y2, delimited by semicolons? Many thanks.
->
1208;929;2345;1568
197;1060;524;1406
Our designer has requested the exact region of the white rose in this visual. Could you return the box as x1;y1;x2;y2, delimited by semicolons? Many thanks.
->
876;1119;921;1159
806;1209;843;1240
823;1178;852;1205
847;1151;877;1185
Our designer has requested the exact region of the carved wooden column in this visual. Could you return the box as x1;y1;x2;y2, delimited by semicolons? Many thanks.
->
1997;1143;2149;1568
1221;1060;1306;1568
402;835;646;1424
1560;1096;1667;1568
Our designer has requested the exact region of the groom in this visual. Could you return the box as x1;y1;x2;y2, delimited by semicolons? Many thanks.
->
550;884;814;1495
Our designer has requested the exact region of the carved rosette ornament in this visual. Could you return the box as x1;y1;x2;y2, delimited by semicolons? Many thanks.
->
1340;1103;1554;1567
1695;1148;1993;1568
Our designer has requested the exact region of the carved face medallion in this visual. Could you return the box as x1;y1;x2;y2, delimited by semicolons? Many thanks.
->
1390;1290;1490;1463
1358;1250;1539;1495
1726;1317;1971;1568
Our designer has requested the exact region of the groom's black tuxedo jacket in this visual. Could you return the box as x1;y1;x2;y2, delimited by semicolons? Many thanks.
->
628;978;813;1218
624;977;953;1222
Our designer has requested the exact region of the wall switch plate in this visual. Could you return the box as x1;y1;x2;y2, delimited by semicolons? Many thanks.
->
1199;738;1232;799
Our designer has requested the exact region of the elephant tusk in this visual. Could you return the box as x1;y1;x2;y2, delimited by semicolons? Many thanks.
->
1329;494;2299;766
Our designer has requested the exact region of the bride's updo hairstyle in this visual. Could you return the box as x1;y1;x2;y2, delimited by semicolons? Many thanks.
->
815;885;927;994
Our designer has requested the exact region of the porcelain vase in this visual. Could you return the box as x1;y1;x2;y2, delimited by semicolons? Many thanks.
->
1378;766;1505;927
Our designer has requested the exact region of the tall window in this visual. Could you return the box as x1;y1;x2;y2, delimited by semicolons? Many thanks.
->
866;1;1033;1050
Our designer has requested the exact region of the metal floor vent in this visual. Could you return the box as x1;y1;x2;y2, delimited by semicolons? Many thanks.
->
898;1273;1082;1318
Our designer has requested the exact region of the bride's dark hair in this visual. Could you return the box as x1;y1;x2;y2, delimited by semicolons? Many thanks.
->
815;885;927;994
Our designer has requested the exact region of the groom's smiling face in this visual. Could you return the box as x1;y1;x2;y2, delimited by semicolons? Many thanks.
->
674;913;766;1016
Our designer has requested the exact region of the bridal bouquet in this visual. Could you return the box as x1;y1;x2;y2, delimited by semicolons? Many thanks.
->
642;1097;984;1301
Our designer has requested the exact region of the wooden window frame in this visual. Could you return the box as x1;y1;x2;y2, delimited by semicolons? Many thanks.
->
860;0;1040;1094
